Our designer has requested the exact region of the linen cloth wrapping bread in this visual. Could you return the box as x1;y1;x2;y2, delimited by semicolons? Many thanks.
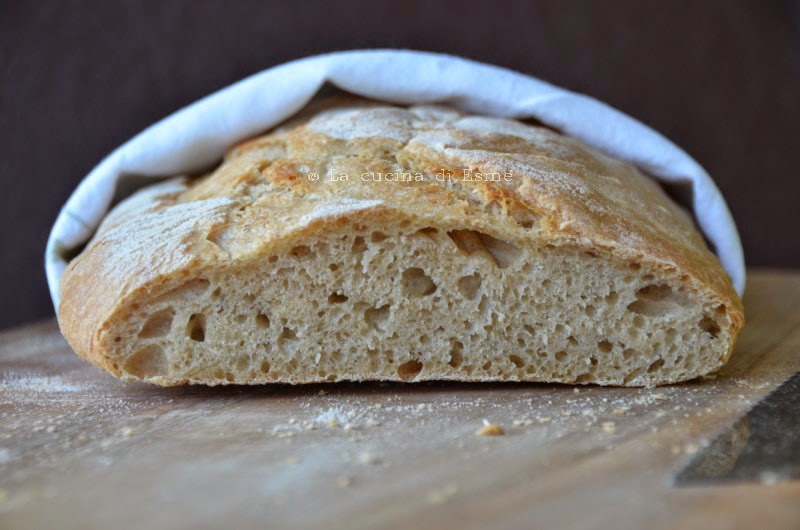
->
45;49;746;309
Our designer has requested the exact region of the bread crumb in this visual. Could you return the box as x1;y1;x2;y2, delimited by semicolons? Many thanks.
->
45;425;56;433
476;420;505;436
426;483;459;504
359;451;380;465
758;471;783;486
684;443;699;455
288;417;297;425
612;408;626;415
337;476;353;488
601;421;616;434
120;427;134;437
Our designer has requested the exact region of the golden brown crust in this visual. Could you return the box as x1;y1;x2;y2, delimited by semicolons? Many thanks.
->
58;97;743;379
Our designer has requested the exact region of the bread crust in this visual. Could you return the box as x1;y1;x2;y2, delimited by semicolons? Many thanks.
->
58;96;743;383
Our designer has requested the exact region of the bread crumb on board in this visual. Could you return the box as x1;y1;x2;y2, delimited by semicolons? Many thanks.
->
426;482;459;504
359;451;380;465
601;421;616;434
475;419;505;436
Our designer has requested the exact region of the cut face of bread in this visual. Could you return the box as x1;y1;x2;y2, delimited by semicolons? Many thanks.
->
58;98;743;387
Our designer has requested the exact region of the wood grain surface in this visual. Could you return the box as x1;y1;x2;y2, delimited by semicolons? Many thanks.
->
1;269;799;530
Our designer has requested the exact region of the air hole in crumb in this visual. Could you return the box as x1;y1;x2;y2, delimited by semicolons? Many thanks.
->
256;313;270;328
447;230;520;268
138;308;175;338
589;356;599;366
414;227;439;240
364;304;390;331
585;304;597;317
268;255;278;263
289;245;311;258
647;358;665;373
259;360;271;374
397;360;423;381
449;340;464;368
699;316;720;338
482;361;493;371
124;345;167;378
627;284;688;317
629;262;642;271
280;327;297;341
211;287;222;299
370;231;388;243
457;272;482;300
555;351;567;362
187;314;206;342
329;263;339;272
647;359;664;374
597;340;613;353
623;368;644;385
351;236;367;253
512;210;539;229
622;348;636;360
235;314;247;324
160;278;210;300
402;268;437;297
509;355;524;368
567;336;578;347
328;293;348;304
576;373;592;383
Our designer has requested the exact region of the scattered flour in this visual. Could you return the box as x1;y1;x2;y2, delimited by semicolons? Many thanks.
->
0;374;86;393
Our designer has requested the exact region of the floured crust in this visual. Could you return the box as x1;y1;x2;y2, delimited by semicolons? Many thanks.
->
58;95;743;385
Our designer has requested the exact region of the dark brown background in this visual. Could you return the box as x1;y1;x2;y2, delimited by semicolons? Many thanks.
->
1;0;798;330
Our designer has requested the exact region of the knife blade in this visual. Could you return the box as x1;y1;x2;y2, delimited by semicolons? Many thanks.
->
673;371;800;486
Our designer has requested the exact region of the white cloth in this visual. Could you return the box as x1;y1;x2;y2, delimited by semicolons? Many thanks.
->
45;49;745;308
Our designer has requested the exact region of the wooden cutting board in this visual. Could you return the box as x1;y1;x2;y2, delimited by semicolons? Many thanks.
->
1;269;799;530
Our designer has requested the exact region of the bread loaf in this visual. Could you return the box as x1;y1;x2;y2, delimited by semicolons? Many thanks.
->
58;97;744;387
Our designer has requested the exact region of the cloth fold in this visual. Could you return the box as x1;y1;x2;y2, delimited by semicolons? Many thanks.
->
45;49;745;308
